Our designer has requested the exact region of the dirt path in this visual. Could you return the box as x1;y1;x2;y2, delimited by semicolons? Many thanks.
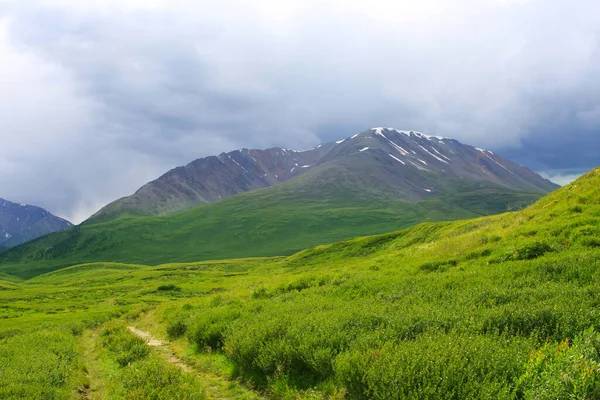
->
127;326;192;373
127;326;165;346
127;326;262;399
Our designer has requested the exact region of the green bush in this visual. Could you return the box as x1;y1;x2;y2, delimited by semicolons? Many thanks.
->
0;329;77;400
516;329;600;399
335;334;528;399
515;241;552;260
251;287;269;299
119;355;205;399
569;205;584;213
582;237;600;247
157;284;182;292
481;234;502;244
187;302;242;349
465;248;492;260
167;318;188;339
101;325;149;367
419;259;458;272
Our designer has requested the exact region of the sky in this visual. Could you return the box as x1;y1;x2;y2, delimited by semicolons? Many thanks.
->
0;0;599;223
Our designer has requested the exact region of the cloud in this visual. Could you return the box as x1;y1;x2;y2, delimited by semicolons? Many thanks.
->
540;171;585;186
0;0;599;222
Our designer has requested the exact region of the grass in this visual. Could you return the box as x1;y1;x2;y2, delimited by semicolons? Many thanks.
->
0;179;542;279
0;328;77;399
0;168;598;398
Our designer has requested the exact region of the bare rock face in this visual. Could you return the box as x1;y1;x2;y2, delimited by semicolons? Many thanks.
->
88;127;558;223
0;199;73;249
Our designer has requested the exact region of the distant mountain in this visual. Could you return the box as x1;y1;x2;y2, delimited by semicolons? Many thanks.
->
89;127;557;223
0;127;559;279
0;198;73;248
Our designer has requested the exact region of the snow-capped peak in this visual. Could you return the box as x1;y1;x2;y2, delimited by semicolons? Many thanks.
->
371;127;449;141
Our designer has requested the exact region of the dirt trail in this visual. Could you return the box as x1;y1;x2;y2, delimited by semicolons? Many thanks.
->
127;326;165;347
127;326;192;372
127;326;263;399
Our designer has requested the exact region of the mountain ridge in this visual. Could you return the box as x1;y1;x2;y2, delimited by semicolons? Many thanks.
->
89;127;558;223
0;126;560;278
0;198;73;248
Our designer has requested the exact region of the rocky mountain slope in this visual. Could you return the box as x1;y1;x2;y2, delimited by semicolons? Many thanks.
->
0;198;73;249
89;127;558;223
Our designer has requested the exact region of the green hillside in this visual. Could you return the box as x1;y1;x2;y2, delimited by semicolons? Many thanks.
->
1;167;599;399
0;177;542;279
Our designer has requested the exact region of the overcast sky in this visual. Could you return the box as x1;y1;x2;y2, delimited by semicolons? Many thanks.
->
0;0;599;223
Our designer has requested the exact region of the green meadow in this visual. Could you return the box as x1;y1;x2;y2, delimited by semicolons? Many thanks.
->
0;177;541;279
2;168;600;399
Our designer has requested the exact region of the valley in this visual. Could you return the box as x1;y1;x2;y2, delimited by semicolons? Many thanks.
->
2;2;597;399
0;128;556;279
2;167;600;399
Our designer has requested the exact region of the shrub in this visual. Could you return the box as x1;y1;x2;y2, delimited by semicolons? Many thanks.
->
157;284;181;292
419;259;458;272
251;287;269;299
516;329;600;399
335;334;528;399
120;356;205;400
481;234;501;244
581;237;600;248
0;329;77;400
187;303;242;349
465;248;492;260
515;241;552;260
569;205;584;213
101;325;149;367
167;318;188;339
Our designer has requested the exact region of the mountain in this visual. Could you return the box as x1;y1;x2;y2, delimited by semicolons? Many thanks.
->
3;167;599;399
89;127;557;223
0;198;73;248
0;128;558;278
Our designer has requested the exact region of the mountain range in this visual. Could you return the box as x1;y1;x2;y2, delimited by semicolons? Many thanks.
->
0;127;559;278
0;198;72;250
89;127;557;223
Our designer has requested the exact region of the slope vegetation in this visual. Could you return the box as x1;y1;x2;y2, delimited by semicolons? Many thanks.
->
1;167;599;399
0;176;542;279
0;128;559;279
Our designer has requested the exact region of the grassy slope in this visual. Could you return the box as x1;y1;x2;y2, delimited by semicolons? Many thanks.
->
0;177;542;279
0;168;599;398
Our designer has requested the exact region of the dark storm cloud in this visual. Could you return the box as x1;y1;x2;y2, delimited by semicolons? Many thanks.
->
0;0;599;222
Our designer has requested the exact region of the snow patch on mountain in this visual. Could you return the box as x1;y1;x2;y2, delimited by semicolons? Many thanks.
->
371;127;449;141
429;146;451;161
418;145;449;164
389;154;405;165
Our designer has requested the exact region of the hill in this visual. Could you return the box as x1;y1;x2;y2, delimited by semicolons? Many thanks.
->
1;167;599;399
89;127;557;223
0;129;557;279
0;198;73;248
0;178;545;279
